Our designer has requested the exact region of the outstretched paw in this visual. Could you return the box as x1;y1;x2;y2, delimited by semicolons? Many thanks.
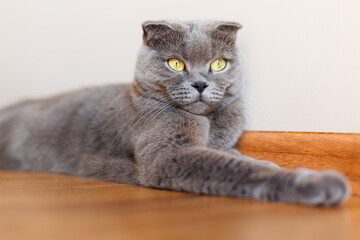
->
294;169;350;206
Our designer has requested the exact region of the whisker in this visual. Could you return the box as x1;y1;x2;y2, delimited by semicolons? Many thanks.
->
124;101;173;149
126;101;171;134
109;93;172;148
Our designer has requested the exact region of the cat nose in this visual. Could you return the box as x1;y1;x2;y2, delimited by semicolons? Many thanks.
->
191;81;209;94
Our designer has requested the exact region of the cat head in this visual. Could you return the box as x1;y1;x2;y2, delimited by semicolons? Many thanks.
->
134;20;243;115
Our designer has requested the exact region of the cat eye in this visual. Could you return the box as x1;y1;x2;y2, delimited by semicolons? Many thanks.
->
168;58;185;71
210;58;226;72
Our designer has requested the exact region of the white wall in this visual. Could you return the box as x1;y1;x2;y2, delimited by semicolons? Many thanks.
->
0;0;359;132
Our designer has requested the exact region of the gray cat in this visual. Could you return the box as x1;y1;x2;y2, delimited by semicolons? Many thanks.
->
0;20;350;206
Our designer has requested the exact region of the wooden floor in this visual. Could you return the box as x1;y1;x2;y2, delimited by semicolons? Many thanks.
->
0;170;359;240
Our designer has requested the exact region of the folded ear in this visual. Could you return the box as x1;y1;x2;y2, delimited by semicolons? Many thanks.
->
142;21;174;46
215;22;243;33
212;21;242;45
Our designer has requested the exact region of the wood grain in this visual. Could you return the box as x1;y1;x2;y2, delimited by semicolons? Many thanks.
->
237;131;360;195
0;170;359;240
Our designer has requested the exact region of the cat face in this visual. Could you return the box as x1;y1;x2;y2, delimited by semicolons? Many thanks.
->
135;20;243;115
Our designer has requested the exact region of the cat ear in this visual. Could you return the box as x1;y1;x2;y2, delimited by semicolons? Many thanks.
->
142;21;174;46
212;22;242;45
215;22;243;33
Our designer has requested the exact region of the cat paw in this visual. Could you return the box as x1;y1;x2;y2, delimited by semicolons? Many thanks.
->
293;168;350;206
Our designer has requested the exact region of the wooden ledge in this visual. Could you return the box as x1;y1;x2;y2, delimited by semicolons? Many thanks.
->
237;131;360;196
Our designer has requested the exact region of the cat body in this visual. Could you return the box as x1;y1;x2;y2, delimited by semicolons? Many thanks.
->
0;20;350;206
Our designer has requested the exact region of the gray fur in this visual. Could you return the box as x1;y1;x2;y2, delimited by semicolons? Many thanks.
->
0;20;350;206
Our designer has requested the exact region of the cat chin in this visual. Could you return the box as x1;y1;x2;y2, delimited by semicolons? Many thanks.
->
179;101;217;115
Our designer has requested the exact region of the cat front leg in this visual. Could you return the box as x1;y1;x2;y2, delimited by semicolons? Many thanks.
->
136;145;349;206
225;148;280;169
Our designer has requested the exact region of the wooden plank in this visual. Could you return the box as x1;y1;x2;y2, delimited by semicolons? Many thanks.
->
237;131;360;196
0;170;359;240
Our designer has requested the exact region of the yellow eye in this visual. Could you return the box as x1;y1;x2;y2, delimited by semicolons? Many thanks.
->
168;58;185;71
210;58;226;71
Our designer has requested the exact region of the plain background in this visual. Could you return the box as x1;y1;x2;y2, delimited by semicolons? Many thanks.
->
0;0;359;132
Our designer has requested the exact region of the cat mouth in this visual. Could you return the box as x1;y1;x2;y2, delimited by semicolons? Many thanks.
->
199;95;222;105
180;98;219;109
173;94;221;109
173;95;221;115
179;96;207;106
178;99;218;115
